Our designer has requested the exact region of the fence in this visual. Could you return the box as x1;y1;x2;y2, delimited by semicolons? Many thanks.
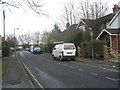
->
77;45;120;61
103;45;120;61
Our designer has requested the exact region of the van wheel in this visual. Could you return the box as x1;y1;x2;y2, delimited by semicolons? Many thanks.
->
60;56;63;61
71;58;75;61
52;55;55;60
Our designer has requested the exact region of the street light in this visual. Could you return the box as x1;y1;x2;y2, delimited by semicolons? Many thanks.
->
0;1;19;42
14;28;19;57
89;27;94;60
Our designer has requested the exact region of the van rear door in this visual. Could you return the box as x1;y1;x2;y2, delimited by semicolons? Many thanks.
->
63;44;76;56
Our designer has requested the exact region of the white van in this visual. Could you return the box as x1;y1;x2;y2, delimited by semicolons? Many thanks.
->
52;43;76;61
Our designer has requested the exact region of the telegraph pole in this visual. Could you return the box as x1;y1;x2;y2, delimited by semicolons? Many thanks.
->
3;9;5;41
0;1;19;41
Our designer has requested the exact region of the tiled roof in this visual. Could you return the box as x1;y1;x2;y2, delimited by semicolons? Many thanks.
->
82;12;117;30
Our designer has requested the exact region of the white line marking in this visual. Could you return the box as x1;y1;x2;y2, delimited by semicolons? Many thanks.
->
90;72;98;76
17;56;34;88
23;63;44;89
99;67;119;72
58;62;61;64
106;77;120;81
64;64;68;67
78;69;83;71
70;66;75;69
72;61;119;72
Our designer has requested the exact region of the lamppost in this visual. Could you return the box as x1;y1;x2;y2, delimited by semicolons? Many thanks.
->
90;27;94;60
0;1;19;41
14;28;19;57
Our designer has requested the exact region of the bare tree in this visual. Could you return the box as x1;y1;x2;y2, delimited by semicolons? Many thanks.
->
1;0;45;15
33;31;41;45
6;34;16;47
41;31;50;44
60;0;79;25
18;32;32;47
78;0;109;19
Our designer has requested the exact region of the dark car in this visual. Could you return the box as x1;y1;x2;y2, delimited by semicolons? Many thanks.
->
31;47;42;54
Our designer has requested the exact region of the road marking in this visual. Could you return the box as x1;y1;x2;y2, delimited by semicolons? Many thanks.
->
99;67;119;72
58;62;61;64
78;69;83;71
22;63;44;89
64;64;68;67
17;56;34;88
70;66;75;69
71;61;119;72
72;61;81;64
105;77;120;81
90;72;98;76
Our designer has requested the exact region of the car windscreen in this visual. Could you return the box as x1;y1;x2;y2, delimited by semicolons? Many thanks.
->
64;45;75;50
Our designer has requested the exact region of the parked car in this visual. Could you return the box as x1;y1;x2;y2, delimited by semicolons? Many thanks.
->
31;46;42;54
25;48;31;52
52;43;76;61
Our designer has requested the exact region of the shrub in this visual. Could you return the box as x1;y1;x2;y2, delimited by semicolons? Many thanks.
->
81;40;107;59
2;44;10;57
43;43;54;53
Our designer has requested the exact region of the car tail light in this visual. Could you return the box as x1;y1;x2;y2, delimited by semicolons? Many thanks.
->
62;51;64;55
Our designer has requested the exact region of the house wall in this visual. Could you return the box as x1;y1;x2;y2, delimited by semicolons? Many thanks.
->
112;35;120;51
109;13;120;29
0;35;2;50
119;12;120;28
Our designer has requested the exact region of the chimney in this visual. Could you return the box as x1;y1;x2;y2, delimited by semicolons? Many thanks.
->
113;4;120;13
66;22;70;30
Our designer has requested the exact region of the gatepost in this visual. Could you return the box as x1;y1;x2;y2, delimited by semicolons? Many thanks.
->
103;45;108;61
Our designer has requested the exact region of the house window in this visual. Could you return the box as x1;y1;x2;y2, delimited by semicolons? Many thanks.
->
79;25;85;31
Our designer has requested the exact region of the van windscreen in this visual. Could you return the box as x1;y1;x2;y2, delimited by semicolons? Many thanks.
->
64;45;75;50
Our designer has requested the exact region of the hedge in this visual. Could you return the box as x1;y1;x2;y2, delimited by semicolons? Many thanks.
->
81;40;107;59
2;44;10;57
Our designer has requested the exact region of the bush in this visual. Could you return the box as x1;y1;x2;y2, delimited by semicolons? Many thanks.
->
2;44;10;57
43;43;54;53
81;40;107;59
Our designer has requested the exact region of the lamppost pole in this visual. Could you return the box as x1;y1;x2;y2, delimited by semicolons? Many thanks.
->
14;28;19;57
90;28;94;60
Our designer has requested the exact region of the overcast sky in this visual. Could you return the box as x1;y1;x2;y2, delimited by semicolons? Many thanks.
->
0;0;120;37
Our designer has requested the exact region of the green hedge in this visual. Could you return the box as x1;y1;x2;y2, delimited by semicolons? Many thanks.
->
81;40;107;59
43;43;54;53
2;44;10;57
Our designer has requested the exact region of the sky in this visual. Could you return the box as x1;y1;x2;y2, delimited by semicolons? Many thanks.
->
0;0;120;37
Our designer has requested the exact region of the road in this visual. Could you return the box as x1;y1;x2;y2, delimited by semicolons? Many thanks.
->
18;50;119;88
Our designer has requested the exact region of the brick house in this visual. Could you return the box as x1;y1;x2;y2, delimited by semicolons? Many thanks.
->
96;9;120;52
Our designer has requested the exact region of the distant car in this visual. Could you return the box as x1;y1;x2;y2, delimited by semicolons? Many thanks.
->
25;48;31;52
31;46;42;54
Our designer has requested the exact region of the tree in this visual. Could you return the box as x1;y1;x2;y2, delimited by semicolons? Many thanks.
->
60;0;79;25
48;24;62;43
78;0;109;19
33;32;41;45
19;32;32;46
5;34;16;47
1;0;45;15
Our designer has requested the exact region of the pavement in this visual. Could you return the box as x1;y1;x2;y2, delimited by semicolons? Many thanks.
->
2;55;31;88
